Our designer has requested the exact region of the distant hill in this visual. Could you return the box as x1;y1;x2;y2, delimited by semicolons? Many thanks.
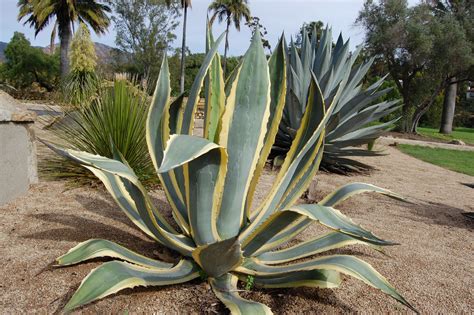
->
0;41;115;63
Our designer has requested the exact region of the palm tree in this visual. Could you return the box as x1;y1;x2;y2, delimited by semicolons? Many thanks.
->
18;0;111;79
179;0;191;94
208;0;251;76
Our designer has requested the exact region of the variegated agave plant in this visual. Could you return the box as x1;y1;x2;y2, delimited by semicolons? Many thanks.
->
272;26;401;173
48;28;415;313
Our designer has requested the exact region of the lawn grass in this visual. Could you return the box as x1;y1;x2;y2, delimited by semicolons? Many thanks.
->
417;127;474;145
398;144;474;176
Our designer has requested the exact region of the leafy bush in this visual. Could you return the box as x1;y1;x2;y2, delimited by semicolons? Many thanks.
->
47;30;415;313
43;79;155;183
0;32;59;93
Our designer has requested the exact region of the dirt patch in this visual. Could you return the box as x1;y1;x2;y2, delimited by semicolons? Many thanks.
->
1;146;473;314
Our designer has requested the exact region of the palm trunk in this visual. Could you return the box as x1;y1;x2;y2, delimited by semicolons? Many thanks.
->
223;17;231;78
179;5;188;94
439;77;457;134
59;24;72;79
50;21;58;54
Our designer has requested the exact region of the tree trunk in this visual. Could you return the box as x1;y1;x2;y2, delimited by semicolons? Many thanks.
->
410;83;446;133
223;16;231;78
439;77;457;134
179;5;188;94
400;85;412;133
59;24;72;79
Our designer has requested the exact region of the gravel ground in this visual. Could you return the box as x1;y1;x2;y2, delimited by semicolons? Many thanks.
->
0;144;473;314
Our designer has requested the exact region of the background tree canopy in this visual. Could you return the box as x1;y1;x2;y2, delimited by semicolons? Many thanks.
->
357;0;474;133
110;0;181;80
0;32;59;92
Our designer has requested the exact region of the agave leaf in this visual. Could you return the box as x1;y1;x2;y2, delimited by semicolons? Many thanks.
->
244;74;332;237
83;166;157;240
44;143;195;256
276;146;324;210
159;135;227;245
145;59;189;235
242;203;397;257
331;118;399;147
256;232;381;265
146;56;170;170
216;31;271;239
224;60;243;96
56;239;173;268
209;273;273;315
238;269;342;289
252;217;309;256
165;94;186;136
238;257;416;312
65;259;199;311
313;27;332;78
204;22;225;142
246;34;287;218
320;182;406;207
180;32;225;135
193;237;242;278
338;87;392;119
326;106;379;141
159;135;223;173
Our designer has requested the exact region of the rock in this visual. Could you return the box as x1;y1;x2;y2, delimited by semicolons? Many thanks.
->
307;179;319;202
449;139;465;146
0;91;36;123
0;91;38;206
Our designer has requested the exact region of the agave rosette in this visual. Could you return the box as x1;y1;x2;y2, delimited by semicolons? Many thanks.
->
273;26;401;173
48;26;415;314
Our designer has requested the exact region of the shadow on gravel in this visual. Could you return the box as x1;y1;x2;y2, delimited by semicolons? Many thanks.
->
74;190;181;232
245;287;355;313
21;213;161;254
401;200;473;230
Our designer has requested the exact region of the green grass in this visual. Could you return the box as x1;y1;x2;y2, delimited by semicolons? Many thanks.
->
417;127;474;145
398;144;474;176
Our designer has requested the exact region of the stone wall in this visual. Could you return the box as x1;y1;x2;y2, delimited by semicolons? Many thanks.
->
0;91;37;206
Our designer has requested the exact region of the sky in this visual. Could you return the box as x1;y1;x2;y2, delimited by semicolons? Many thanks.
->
0;0;418;56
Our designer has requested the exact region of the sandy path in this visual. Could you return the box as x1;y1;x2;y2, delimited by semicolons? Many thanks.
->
379;136;474;151
0;145;473;314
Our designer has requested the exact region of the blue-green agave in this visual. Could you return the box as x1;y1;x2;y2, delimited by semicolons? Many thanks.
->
47;27;415;313
272;26;400;173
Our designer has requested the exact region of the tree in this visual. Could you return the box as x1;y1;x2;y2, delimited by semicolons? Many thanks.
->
0;32;59;91
357;0;433;132
432;0;474;134
17;0;111;79
295;20;324;47
245;16;271;53
111;0;180;80
357;0;473;133
208;0;251;76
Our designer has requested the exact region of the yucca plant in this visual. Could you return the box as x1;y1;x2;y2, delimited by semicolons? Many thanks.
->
46;28;415;313
272;26;401;173
42;79;155;184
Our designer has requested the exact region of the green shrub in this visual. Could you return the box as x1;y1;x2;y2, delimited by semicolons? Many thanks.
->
42;79;155;184
0;32;59;93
